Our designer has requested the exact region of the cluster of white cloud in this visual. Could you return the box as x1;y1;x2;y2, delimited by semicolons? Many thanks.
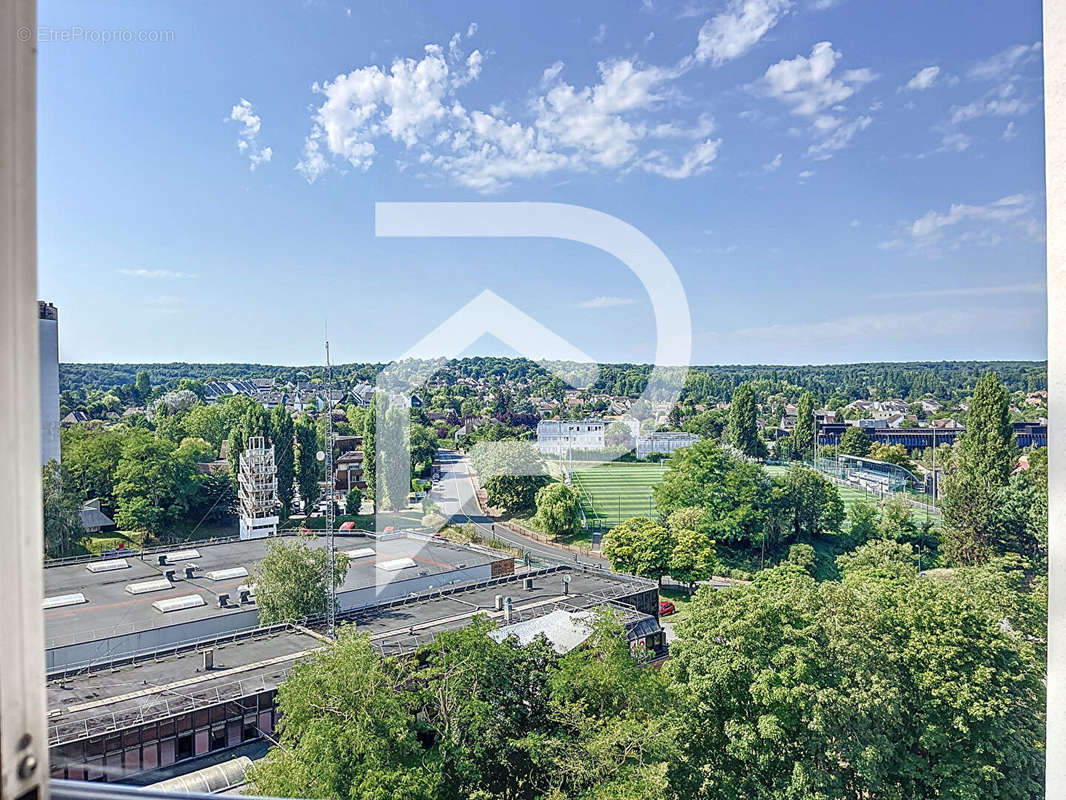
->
296;25;723;190
902;65;940;91
118;268;196;279
229;98;272;170
879;193;1043;253
695;0;792;66
758;41;877;159
928;41;1042;154
578;295;636;309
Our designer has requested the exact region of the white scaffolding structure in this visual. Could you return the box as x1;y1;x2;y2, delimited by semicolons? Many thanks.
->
238;436;279;540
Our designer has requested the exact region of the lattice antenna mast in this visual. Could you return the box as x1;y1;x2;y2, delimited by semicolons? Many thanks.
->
325;338;336;639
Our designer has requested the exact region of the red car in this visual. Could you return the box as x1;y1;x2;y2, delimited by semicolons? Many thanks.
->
659;600;676;616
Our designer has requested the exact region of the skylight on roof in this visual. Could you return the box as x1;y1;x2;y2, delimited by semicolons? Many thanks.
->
43;593;87;610
377;557;417;572
86;559;129;573
166;549;201;561
205;567;249;581
125;578;172;595
345;548;375;559
152;594;206;613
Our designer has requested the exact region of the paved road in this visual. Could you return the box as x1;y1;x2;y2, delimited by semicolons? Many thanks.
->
432;449;608;569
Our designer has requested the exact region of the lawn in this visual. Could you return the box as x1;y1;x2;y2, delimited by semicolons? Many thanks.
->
571;463;668;529
763;463;939;522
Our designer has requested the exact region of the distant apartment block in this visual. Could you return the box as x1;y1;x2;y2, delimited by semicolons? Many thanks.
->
636;431;699;459
39;301;60;464
536;419;606;455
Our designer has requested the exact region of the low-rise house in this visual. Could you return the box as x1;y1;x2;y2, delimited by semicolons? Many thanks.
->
79;499;115;534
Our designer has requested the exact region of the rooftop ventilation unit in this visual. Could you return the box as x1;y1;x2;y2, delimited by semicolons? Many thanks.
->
43;593;87;610
152;594;206;613
204;567;249;581
164;569;176;582
86;559;129;573
125;579;172;595
236;583;256;596
344;548;375;559
166;549;201;562
524;577;534;591
217;593;230;608
184;566;196;579
377;557;417;572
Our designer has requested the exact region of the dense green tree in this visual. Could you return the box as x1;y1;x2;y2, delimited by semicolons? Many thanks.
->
362;393;378;502
866;442;917;472
793;391;815;455
653;439;771;545
942;372;1019;565
270;405;296;519
603;516;674;584
249;630;437;800
785;541;817;573
670;528;717;590
668;544;1045;800
837;425;871;457
294;415;320;513
60;426;127;509
682;408;728;440
252;536;349;624
534;481;581;537
727;382;763;458
42;460;85;557
134;370;152;404
345;488;362;516
770;466;844;541
113;434;200;535
845;499;880;545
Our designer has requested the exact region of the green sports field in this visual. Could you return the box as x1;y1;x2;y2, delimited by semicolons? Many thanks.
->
764;463;940;522
572;463;668;529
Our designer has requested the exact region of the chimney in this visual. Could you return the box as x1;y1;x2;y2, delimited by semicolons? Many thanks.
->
503;597;513;624
562;574;571;596
202;649;214;671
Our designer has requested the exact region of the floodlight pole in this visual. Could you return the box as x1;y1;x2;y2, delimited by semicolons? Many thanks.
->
325;339;336;639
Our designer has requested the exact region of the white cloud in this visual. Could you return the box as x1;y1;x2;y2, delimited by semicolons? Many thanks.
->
969;41;1042;81
806;114;871;159
949;81;1036;124
695;0;792;66
578;295;636;309
118;269;196;279
466;22;478;38
704;306;1037;351
902;65;939;91
1002;121;1017;141
873;281;1045;300
758;42;875;159
592;23;607;44
228;98;272;170
797;169;815;178
762;152;783;171
849;218;860;227
298;34;720;190
880;193;1043;253
761;42;876;116
938;131;971;152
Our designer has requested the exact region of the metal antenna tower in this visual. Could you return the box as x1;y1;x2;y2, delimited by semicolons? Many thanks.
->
324;338;336;639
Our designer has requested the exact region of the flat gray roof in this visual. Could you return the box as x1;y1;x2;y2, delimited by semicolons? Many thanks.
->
44;534;507;647
48;625;323;746
47;566;654;745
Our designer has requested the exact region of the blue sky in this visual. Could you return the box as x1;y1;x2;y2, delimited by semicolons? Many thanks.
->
37;0;1047;367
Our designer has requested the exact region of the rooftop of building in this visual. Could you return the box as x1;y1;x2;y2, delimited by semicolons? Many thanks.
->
43;533;510;648
47;624;323;746
46;564;656;746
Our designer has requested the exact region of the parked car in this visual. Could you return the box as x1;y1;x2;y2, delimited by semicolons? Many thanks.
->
658;600;676;616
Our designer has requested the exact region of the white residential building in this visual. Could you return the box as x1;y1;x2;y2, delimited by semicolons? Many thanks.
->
536;419;606;455
636;431;699;459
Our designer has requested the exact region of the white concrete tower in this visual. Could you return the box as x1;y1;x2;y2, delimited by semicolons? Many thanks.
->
38;300;60;464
